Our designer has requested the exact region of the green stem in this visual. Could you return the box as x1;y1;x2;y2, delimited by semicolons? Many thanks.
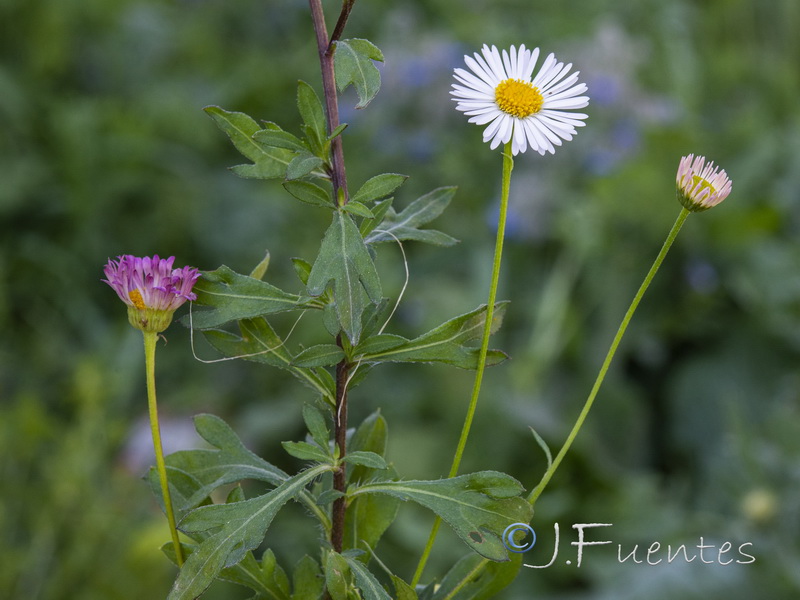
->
144;331;184;567
412;141;514;586
528;207;691;505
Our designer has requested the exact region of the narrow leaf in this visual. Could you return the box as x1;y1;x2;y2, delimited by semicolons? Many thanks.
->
283;180;333;208
342;451;387;470
343;556;392;600
297;80;326;147
253;128;307;153
352;173;408;205
341;201;375;218
292;344;345;368
286;153;325;181
249;251;270;280
282;441;331;463
292;257;313;285
189;265;302;329
303;404;329;450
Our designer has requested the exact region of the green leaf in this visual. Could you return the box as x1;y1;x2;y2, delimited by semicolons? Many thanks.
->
292;344;345;368
366;187;458;246
333;38;384;109
352;173;408;205
286;153;325;181
163;542;289;598
303;404;329;449
204;106;294;180
249;251;271;280
347;411;388;485
391;575;419;600
354;304;509;369
359;199;394;238
203;318;336;405
283;180;333;208
253;128;308;153
189;265;302;329
351;471;533;561
154;414;287;514
325;551;351;600
261;549;292;600
307;211;382;344
328;123;348;140
343;483;399;557
342;451;387;469
292;555;324;600
282;441;331;463
431;553;522;600
297;80;326;147
341;201;375;219
343;556;392;600
292;258;313;285
168;464;332;600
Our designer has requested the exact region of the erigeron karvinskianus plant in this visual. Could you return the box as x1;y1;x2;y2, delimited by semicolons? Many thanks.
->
101;1;734;598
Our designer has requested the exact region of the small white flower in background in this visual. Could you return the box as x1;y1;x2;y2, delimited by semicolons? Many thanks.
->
676;154;732;211
451;44;589;155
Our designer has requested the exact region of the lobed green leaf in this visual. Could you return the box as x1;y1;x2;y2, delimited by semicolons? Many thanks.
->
350;471;533;561
333;38;384;109
189;265;303;329
366;187;458;246
307;211;382;344
168;464;332;600
203;318;336;405
204;106;294;180
353;303;509;369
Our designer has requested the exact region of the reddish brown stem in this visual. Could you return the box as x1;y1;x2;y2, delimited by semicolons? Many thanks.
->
331;342;349;552
309;0;349;204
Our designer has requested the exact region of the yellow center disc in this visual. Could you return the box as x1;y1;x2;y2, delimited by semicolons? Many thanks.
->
129;289;147;310
495;78;544;118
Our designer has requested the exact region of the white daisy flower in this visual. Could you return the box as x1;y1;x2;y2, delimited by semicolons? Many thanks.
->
676;154;732;211
451;44;589;156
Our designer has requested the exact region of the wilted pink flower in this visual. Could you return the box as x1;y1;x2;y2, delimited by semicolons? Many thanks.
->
676;154;732;212
103;255;200;332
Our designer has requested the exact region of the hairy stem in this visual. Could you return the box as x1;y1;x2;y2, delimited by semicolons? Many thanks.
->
144;331;184;567
309;0;349;203
412;142;514;586
528;207;691;504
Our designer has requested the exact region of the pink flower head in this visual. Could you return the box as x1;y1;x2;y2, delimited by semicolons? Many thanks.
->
103;255;200;332
676;154;732;212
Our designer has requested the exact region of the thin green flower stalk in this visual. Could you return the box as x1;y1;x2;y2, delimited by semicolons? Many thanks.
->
144;330;184;566
412;141;513;586
414;43;591;585
103;255;200;567
529;154;732;505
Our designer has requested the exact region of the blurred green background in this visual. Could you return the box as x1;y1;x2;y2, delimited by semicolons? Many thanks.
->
2;0;800;598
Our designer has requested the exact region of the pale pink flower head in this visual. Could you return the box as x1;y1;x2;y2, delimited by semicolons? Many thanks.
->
676;154;732;212
103;255;200;333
